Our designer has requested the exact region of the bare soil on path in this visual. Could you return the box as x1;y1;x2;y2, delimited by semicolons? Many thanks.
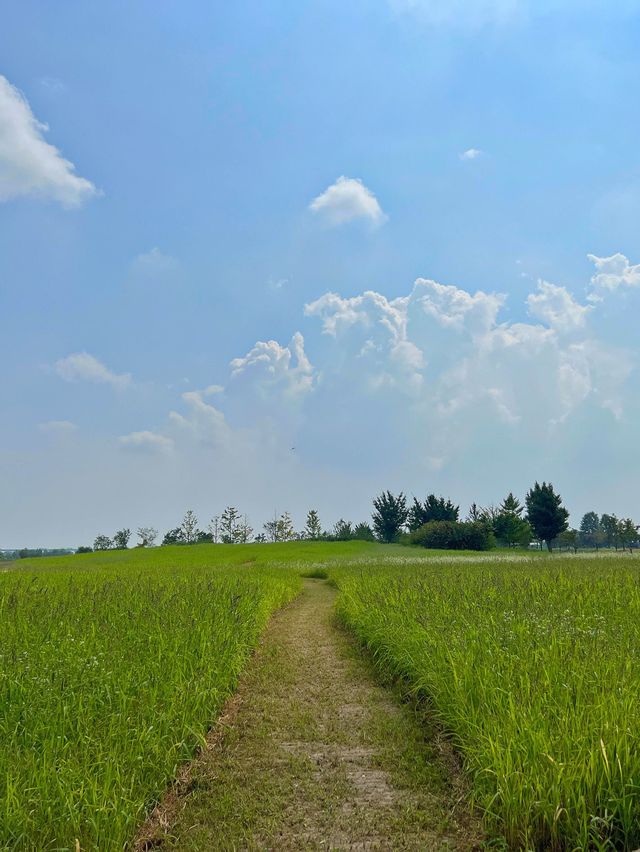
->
139;579;481;851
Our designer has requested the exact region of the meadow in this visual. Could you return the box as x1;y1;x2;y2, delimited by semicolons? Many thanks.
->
2;543;640;850
0;543;311;850
333;552;640;850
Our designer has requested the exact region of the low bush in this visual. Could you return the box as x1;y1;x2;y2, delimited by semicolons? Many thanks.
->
410;520;494;550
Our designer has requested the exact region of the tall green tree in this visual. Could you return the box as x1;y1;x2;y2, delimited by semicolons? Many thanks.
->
408;494;459;531
493;493;532;548
220;506;242;543
181;510;199;544
600;514;619;549
525;482;569;552
333;519;353;540
579;512;602;549
372;491;408;543
304;509;322;540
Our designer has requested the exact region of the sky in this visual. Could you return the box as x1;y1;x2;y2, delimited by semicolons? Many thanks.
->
1;0;640;547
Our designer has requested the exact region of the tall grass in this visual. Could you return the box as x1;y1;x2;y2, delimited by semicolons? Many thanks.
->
0;550;300;850
334;555;640;850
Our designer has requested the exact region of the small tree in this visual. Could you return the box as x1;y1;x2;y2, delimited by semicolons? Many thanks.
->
208;516;221;544
137;527;158;547
600;514;619;549
113;528;131;550
333;519;353;540
162;527;185;545
76;546;93;554
525;482;569;552
618;518;638;553
579;512;602;550
237;515;254;544
372;491;408;543
181;510;199;545
93;535;113;551
277;512;295;542
304;509;322;540
408;495;459;532
353;522;375;541
493;493;532;548
220;506;242;544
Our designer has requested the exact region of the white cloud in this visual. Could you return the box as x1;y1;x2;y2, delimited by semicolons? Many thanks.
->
54;353;131;389
527;280;592;333
118;431;174;453
587;252;640;300
230;332;314;397
38;420;78;434
309;176;386;227
460;148;483;160
0;75;97;207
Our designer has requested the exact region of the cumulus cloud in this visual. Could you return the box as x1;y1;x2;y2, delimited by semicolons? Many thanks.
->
309;176;386;227
54;352;131;389
587;252;640;300
0;75;97;207
230;332;314;397
460;148;483;160
527;280;592;333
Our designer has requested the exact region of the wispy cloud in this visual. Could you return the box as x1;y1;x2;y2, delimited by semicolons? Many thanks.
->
118;431;173;453
309;176;386;227
460;148;483;161
38;420;78;435
0;75;97;207
54;353;131;389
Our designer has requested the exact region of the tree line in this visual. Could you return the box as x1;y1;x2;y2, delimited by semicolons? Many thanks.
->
78;481;638;554
372;482;639;552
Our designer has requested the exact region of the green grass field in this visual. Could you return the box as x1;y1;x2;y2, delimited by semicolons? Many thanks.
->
333;552;640;850
2;542;640;849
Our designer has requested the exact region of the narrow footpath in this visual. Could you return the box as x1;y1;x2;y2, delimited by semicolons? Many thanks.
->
140;579;481;851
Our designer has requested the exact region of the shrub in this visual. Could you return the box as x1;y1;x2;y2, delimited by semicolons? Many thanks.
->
410;520;494;551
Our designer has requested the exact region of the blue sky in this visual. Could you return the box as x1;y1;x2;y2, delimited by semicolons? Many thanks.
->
1;0;640;546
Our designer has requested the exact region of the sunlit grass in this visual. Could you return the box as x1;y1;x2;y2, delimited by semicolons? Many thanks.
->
333;554;640;849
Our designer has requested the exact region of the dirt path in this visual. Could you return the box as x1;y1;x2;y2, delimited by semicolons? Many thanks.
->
142;579;481;850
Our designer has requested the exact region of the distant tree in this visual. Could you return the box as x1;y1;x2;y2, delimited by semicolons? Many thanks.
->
333;519;353;541
579;512;602;550
618;518;638;553
208;516;221;544
372;491;408;543
93;535;113;551
162;527;185;545
113;528;131;550
466;503;482;522
254;533;267;543
76;546;93;554
525;482;569;552
263;512;295;543
408;495;459;531
493;493;532;548
181;510;199;545
220;506;242;543
277;512;295;542
353;522;375;541
600;514;619;549
237;515;254;544
304;509;322;540
194;529;212;543
556;529;578;553
137;527;158;548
